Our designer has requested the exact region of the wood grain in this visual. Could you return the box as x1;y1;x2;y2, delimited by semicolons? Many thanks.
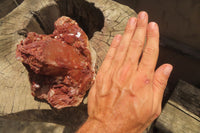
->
0;0;24;19
0;117;65;133
0;0;137;129
155;80;200;133
0;0;59;116
87;0;137;71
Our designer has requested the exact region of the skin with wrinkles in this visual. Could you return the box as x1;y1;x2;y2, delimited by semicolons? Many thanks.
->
77;11;173;133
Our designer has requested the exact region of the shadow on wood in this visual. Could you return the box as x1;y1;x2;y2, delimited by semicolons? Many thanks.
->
0;1;137;132
16;0;105;38
56;0;105;39
0;117;65;133
2;103;87;132
0;0;104;129
0;0;24;18
155;81;200;133
153;122;173;133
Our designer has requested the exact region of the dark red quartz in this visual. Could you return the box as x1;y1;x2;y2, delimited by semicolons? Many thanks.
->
16;16;94;109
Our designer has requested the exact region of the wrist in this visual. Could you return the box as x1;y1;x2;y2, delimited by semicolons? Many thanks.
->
77;117;145;133
77;117;110;133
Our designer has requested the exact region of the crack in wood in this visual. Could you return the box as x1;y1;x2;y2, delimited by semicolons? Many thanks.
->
0;32;16;36
10;81;19;113
101;5;114;12
0;21;24;26
168;101;200;122
97;33;115;38
17;29;28;37
92;37;111;47
0;0;137;127
112;15;130;28
106;31;112;43
30;11;46;33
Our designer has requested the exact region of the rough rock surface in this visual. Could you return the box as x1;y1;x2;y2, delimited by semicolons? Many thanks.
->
0;0;136;131
16;16;94;109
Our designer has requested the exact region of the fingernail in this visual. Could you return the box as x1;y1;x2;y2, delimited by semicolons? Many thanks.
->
163;65;173;76
149;22;157;30
139;12;147;20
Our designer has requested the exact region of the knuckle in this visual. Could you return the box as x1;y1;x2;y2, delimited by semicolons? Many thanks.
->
118;43;126;51
127;56;136;65
143;47;155;56
125;27;133;34
110;42;119;48
153;78;167;89
147;33;157;38
131;39;144;49
138;61;151;72
105;53;114;60
136;26;146;31
138;60;148;68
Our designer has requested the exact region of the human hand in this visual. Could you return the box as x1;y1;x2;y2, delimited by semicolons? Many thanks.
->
78;11;173;133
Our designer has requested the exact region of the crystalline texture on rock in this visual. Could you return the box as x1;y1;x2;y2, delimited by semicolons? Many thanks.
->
16;16;94;109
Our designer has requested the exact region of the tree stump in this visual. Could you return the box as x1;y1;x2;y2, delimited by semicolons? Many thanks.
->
0;0;136;131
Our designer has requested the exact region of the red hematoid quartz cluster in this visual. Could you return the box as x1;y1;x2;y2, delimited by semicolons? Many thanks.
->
16;16;94;109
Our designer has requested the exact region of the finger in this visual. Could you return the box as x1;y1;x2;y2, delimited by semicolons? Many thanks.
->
144;64;172;130
123;11;148;71
96;35;121;91
98;34;122;75
138;22;159;73
112;17;137;67
153;64;173;106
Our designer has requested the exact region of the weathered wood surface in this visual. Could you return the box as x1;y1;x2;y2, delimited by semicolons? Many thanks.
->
0;117;150;133
0;0;24;19
169;80;200;118
0;117;65;133
155;80;200;133
0;0;137;130
0;0;60;115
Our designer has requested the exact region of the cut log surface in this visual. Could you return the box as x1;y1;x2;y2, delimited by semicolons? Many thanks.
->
155;80;200;133
0;0;136;129
0;117;65;133
87;0;137;71
0;0;24;19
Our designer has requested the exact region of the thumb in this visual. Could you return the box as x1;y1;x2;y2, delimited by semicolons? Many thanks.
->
153;64;173;106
